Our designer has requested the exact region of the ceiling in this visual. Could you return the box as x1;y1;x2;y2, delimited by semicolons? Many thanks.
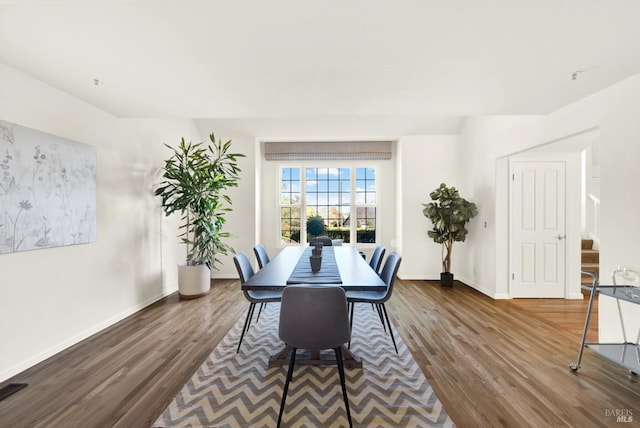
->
1;0;640;135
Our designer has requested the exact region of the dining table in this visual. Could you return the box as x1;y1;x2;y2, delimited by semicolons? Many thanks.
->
242;245;387;368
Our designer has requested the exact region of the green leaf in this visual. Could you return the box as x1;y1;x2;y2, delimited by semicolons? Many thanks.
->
155;133;244;268
422;183;478;272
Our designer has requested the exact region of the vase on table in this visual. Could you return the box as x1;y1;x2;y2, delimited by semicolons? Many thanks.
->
313;242;323;255
310;255;322;272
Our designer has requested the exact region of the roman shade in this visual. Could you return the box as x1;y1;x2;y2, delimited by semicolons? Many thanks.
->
264;141;392;161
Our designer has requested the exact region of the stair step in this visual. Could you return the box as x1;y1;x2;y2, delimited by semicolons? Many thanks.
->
581;239;599;284
581;249;599;264
581;239;594;250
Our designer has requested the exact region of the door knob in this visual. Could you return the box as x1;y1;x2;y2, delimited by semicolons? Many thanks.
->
557;233;566;240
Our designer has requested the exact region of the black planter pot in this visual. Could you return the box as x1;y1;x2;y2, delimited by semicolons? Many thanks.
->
440;272;454;287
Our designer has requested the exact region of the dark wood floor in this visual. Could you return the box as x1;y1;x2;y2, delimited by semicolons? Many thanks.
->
0;279;637;428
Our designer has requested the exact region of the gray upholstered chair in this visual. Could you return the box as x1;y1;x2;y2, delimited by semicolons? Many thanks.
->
346;252;402;354
309;236;333;246
369;245;386;274
277;285;353;428
233;252;281;353
253;244;270;269
252;244;272;320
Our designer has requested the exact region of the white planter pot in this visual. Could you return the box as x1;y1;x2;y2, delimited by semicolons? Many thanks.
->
178;262;211;299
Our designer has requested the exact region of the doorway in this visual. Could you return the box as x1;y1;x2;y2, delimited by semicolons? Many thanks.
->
510;160;567;298
499;130;597;300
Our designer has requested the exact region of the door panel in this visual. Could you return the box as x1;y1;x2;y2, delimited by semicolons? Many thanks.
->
511;161;566;298
521;244;535;283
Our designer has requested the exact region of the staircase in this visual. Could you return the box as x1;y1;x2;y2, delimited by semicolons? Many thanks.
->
581;239;599;287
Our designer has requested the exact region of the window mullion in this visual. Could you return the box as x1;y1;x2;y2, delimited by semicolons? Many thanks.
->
301;166;307;245
350;167;356;245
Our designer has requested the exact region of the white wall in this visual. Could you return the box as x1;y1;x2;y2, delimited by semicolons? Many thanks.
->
118;119;202;287
461;73;640;337
397;135;463;279
195;132;468;281
0;63;199;382
596;74;640;342
457;119;500;296
211;135;257;277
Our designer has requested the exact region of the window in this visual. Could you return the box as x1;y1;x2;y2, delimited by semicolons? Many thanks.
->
280;168;301;244
279;166;377;244
355;167;377;243
306;167;351;243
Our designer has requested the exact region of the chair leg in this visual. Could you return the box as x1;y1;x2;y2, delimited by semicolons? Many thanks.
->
375;303;386;332
257;302;266;321
348;302;354;330
380;303;398;354
236;303;255;353
334;346;353;428
348;302;355;349
277;347;297;428
247;303;256;330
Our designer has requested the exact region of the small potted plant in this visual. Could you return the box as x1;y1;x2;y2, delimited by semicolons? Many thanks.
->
306;215;326;243
422;183;478;287
155;133;244;298
306;215;326;269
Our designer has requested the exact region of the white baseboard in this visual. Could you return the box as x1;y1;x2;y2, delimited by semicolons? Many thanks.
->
455;275;508;299
0;291;174;384
398;274;509;299
493;293;511;299
567;292;585;300
211;273;239;279
397;274;440;281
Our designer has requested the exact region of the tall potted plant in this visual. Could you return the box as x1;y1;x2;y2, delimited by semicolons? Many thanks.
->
155;133;244;299
422;183;478;287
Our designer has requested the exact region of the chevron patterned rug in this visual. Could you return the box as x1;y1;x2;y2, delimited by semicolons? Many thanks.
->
154;302;454;427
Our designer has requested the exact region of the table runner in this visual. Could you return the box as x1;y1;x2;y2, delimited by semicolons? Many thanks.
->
286;246;342;284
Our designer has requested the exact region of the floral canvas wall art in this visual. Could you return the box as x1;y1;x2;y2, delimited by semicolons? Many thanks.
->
0;120;96;254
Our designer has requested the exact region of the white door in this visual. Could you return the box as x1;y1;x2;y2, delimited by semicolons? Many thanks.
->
510;161;566;298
